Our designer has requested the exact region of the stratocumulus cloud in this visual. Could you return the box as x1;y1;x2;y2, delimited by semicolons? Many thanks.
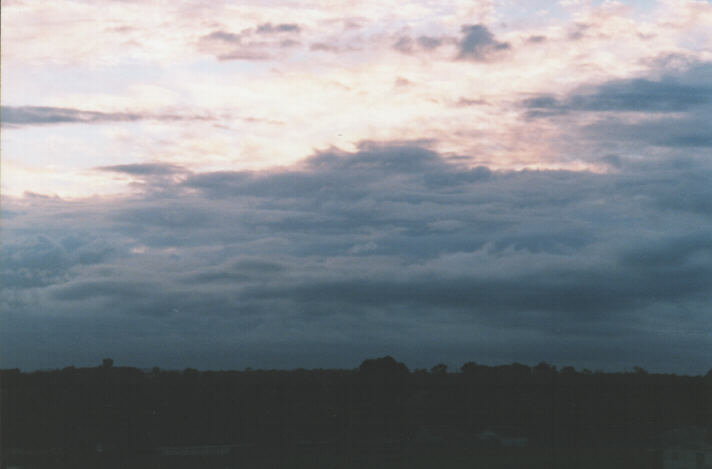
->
2;143;711;372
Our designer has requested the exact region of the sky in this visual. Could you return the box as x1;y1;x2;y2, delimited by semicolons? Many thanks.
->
1;0;711;373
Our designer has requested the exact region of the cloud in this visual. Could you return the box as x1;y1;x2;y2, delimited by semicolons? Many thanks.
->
199;25;302;61
582;114;712;149
417;35;444;49
524;62;712;115
523;80;712;116
457;24;510;61
393;36;415;54
527;35;546;43
455;97;488;107
309;42;340;52
203;30;241;43
255;23;301;34
1;106;211;128
520;62;712;165
96;163;187;176
392;34;448;55
3;142;712;372
1;106;143;126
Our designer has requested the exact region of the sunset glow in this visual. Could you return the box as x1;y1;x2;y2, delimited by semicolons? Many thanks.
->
2;0;712;372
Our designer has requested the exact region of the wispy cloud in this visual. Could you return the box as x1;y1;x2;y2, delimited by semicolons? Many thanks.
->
1;106;213;127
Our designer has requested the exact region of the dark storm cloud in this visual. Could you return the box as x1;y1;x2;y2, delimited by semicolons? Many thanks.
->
1;106;211;127
3;142;711;372
457;24;510;61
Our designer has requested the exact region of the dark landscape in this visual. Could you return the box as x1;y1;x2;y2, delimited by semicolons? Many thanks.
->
3;356;711;468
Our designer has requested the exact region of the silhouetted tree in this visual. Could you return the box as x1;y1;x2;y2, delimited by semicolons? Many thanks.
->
2;356;710;468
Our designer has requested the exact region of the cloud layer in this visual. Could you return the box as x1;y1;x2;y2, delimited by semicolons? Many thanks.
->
3;143;711;372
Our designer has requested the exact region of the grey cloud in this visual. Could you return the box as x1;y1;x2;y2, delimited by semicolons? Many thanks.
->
1;106;143;126
457;25;510;61
244;261;711;318
521;62;712;167
256;23;301;34
201;27;299;61
184;258;286;285
50;278;157;302
527;35;546;43
621;232;712;268
523;62;712;117
96;163;187;176
524;80;712;116
417;36;443;49
393;36;415;53
521;95;561;117
3;143;712;372
393;35;448;54
1;235;117;289
582;114;712;149
568;23;590;41
203;30;242;43
94;163;192;195
1;106;211;128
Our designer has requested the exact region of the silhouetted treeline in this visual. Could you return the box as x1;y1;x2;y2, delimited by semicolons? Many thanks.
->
2;357;711;455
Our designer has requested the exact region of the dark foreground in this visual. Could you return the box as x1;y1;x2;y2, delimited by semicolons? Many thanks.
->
6;446;664;469
2;357;711;468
